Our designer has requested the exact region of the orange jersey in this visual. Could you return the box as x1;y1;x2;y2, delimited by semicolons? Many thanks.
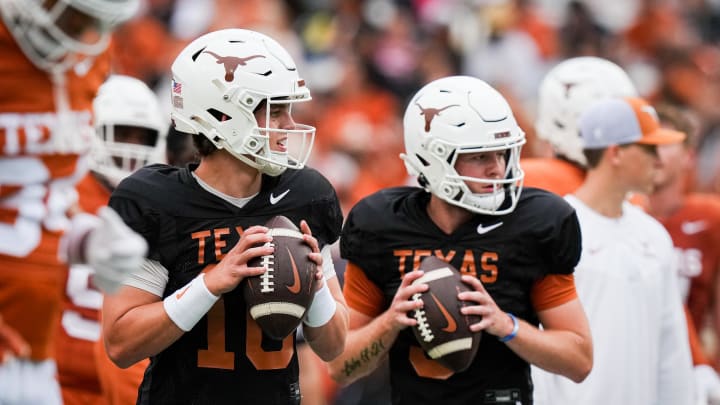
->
94;335;148;405
58;173;148;404
56;174;110;403
654;194;720;330
521;157;585;197
0;19;109;362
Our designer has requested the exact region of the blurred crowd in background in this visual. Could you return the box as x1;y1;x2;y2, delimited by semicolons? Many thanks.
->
108;0;720;372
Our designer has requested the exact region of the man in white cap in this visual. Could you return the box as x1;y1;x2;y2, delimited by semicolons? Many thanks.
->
532;97;694;405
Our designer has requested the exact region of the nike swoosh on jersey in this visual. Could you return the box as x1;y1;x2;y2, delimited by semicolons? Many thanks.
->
270;189;290;205
476;222;504;235
430;292;457;333
286;248;302;294
681;220;707;235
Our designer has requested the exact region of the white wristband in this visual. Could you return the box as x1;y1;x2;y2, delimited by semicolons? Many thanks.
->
303;281;336;328
320;245;337;280
163;274;219;332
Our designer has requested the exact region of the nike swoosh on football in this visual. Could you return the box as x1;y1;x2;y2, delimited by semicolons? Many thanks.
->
286;247;302;294
476;222;503;235
430;292;457;333
269;189;290;205
681;220;707;235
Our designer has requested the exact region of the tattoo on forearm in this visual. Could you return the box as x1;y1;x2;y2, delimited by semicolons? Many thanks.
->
342;339;386;377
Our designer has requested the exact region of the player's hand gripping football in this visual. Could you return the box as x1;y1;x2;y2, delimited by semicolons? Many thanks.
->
84;207;149;294
384;271;428;333
203;225;273;296
299;220;323;289
458;275;515;338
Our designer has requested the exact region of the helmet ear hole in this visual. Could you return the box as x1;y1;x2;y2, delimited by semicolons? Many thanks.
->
207;108;231;122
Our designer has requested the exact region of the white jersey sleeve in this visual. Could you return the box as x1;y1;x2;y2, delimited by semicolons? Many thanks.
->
123;258;169;297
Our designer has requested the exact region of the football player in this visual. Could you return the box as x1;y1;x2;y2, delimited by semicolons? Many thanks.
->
100;28;348;404
0;1;145;404
522;56;637;196
645;104;720;405
328;76;592;404
55;75;166;405
533;97;694;404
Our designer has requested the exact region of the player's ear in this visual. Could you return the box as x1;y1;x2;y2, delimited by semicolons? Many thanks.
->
607;144;624;166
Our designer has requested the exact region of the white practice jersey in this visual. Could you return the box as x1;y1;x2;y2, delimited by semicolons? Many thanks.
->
532;196;693;405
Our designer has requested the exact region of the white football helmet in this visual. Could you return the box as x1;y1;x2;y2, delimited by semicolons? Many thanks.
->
401;76;526;215
0;0;139;73
170;28;314;176
91;75;167;186
536;56;637;167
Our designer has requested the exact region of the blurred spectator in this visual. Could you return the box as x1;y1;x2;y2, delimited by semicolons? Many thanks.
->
313;52;405;214
559;1;611;57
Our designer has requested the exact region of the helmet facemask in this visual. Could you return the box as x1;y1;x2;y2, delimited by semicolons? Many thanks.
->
92;125;163;186
445;143;524;215
239;97;315;177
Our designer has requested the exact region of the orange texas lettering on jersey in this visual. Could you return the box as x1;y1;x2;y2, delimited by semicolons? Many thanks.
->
393;249;499;283
0;23;110;260
0;22;111;361
191;226;247;264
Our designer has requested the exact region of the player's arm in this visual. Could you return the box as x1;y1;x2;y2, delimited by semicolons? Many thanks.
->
327;264;427;386
460;274;593;383
302;273;348;361
103;226;272;368
298;222;348;361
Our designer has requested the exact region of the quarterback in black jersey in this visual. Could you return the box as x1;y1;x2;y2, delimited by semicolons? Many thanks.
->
101;29;348;405
328;76;592;404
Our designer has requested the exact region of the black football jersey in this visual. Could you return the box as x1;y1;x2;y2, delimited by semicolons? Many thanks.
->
341;186;581;405
109;164;343;405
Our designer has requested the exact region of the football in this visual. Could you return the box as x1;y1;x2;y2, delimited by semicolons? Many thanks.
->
409;256;482;373
243;215;317;340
